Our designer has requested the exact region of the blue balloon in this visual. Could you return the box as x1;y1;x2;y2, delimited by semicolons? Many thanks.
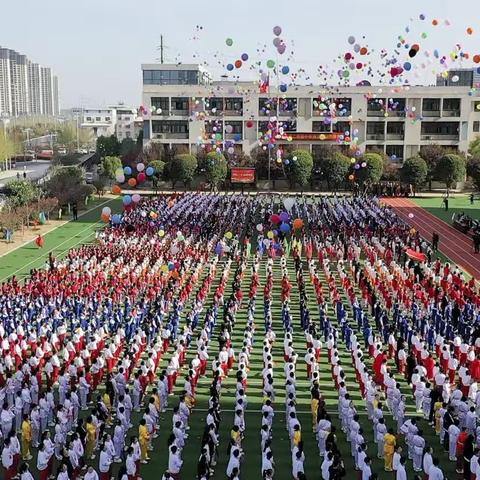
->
111;214;122;224
215;243;223;255
279;84;287;93
403;62;412;71
145;166;154;176
227;63;234;71
234;133;241;142
281;65;290;75
122;195;132;205
280;222;290;233
168;262;175;271
123;166;132;175
241;53;249;61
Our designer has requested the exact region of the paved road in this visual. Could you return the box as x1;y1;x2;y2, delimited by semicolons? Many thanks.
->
0;160;51;187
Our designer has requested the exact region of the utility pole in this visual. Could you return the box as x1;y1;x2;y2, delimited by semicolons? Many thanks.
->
160;35;164;64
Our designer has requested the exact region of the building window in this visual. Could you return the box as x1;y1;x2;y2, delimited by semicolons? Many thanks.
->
442;98;461;116
143;69;199;85
151;120;189;136
421;121;459;139
206;97;224;112
312;121;332;133
171;97;189;112
126;132;131;138
332;121;350;133
227;121;243;135
474;101;480;113
86;117;92;122
367;98;386;116
366;121;385;139
422;98;441;114
105;117;111;121
95;117;101;122
386;145;403;161
474;121;480;133
224;98;243;113
259;98;278;116
151;97;169;112
279;98;297;113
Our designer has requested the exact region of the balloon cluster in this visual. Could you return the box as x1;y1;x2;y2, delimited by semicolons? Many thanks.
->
110;163;156;204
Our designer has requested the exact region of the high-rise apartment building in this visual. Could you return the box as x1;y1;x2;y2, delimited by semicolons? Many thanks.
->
0;47;59;117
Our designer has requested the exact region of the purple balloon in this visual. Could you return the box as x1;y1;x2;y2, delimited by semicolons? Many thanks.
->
277;44;286;55
279;211;289;222
273;26;282;36
273;37;282;48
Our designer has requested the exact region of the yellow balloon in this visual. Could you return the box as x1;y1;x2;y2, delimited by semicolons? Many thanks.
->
225;231;233;239
158;230;165;237
267;231;274;239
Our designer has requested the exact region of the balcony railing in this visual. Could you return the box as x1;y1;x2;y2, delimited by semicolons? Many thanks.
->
442;110;461;117
170;109;189;116
421;134;458;141
422;110;441;117
367;111;385;117
223;109;242;116
386;133;405;140
386;111;406;117
366;133;385;140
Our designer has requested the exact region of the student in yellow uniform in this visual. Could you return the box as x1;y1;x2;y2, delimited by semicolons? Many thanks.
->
231;425;241;448
434;400;443;435
139;419;150;463
21;414;32;460
383;427;396;471
311;394;319;432
292;424;302;447
102;392;112;426
85;416;97;459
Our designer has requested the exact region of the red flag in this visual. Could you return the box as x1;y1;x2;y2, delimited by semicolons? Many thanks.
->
260;74;269;94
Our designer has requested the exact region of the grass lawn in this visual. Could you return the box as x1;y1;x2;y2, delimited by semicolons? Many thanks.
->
0;200;461;480
0;196;122;282
412;195;480;225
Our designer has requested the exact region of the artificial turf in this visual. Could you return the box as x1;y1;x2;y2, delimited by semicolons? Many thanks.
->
412;195;480;226
0;197;463;479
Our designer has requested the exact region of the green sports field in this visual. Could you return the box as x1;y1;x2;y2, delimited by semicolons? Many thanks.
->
0;197;460;480
412;195;480;225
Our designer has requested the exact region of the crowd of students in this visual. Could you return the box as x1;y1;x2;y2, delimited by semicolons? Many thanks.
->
0;192;479;480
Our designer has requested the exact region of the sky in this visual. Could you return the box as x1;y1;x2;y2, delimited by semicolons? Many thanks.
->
1;0;478;109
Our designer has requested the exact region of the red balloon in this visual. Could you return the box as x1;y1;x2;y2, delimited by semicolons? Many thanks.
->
137;172;146;183
246;120;254;128
270;214;281;225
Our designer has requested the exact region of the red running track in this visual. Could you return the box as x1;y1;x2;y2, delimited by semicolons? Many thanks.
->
383;197;480;280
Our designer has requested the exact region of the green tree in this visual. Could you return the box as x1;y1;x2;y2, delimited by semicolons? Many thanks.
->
96;135;120;158
470;136;480;158
356;152;384;185
120;138;137;158
419;144;445;188
170;154;197;187
0;134;16;167
205;152;228;189
289;149;313;189
399;156;428;194
4;180;39;207
102;156;123;180
321;151;350;191
56;122;76;151
148;160;165;180
46;166;94;205
467;156;480;191
435;153;466;190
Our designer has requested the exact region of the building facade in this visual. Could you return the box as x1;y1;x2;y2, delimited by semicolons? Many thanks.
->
76;105;143;141
0;47;59;117
141;64;480;162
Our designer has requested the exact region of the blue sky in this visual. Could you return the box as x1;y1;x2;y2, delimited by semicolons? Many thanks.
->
2;0;477;108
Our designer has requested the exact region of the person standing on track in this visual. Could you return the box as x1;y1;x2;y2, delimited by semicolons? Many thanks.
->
432;232;439;252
